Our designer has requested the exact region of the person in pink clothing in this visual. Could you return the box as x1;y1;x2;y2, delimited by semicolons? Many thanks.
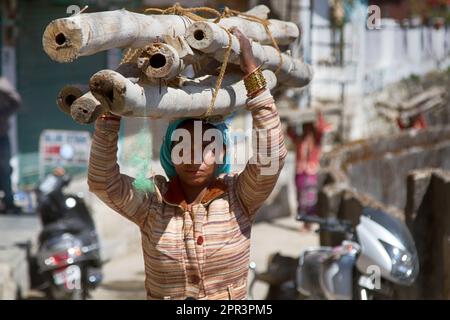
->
396;113;427;131
288;111;331;230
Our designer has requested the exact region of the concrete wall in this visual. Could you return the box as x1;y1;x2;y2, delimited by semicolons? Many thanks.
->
322;126;450;209
402;169;450;299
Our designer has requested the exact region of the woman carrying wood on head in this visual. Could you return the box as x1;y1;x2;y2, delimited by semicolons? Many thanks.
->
87;28;287;300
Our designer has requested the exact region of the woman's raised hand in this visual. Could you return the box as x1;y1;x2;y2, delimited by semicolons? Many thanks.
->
229;27;258;76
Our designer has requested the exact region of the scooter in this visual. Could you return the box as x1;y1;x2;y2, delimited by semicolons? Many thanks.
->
32;172;103;300
248;207;419;300
248;253;300;300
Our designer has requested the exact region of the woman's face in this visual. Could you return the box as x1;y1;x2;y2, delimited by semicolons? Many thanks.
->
172;121;225;187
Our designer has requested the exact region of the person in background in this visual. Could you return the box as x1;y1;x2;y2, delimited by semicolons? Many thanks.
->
397;113;427;131
0;78;21;214
287;111;331;231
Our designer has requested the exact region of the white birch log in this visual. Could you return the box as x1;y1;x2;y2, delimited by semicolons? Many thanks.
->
87;69;277;119
42;7;299;63
185;21;313;88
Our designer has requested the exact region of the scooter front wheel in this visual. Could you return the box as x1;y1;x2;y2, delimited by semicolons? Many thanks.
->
48;284;86;300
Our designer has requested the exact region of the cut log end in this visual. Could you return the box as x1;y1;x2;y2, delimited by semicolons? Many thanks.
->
42;19;83;63
138;43;181;80
89;71;127;110
70;95;105;124
57;85;87;115
185;22;216;52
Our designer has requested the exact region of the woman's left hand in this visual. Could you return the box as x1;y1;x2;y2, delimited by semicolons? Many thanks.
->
230;27;258;75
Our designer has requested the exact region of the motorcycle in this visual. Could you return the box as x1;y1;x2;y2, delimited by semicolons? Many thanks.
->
248;207;419;300
31;171;103;300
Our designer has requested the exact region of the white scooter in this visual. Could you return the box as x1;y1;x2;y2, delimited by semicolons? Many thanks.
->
249;207;419;300
296;207;419;300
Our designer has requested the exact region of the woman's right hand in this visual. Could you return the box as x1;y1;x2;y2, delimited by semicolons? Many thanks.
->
229;27;258;76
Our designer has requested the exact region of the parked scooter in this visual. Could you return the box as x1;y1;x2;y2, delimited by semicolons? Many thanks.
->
32;169;103;300
249;207;419;300
248;253;300;300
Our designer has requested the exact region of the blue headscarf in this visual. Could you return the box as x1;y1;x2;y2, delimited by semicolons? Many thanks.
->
160;118;231;178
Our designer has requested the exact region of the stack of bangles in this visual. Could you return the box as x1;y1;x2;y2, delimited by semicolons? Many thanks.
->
99;112;121;121
243;65;267;98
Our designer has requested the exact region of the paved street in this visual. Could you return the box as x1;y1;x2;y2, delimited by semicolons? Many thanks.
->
90;216;318;300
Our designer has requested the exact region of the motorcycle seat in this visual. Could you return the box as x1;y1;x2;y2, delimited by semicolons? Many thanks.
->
39;219;88;242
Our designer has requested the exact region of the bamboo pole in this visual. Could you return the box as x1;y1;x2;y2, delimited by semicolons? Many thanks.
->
185;21;313;88
56;84;88;115
67;62;142;124
42;9;192;63
42;7;299;63
245;5;270;19
217;17;299;46
137;43;184;80
85;69;277;120
70;91;106;124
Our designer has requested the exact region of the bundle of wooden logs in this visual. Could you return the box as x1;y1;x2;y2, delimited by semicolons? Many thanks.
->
43;4;313;124
376;86;446;124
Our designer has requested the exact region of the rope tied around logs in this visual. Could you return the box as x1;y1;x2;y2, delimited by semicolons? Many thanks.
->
121;2;283;118
144;3;222;22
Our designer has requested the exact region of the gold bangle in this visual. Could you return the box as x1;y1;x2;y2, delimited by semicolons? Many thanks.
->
243;64;262;79
244;66;266;97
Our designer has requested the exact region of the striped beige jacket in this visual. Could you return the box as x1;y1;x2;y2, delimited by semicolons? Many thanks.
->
88;89;287;300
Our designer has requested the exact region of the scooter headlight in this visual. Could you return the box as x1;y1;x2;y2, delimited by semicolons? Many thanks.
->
65;197;77;209
380;240;418;285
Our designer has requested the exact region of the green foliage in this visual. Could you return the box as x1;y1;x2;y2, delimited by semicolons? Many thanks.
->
408;74;421;83
130;125;155;194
